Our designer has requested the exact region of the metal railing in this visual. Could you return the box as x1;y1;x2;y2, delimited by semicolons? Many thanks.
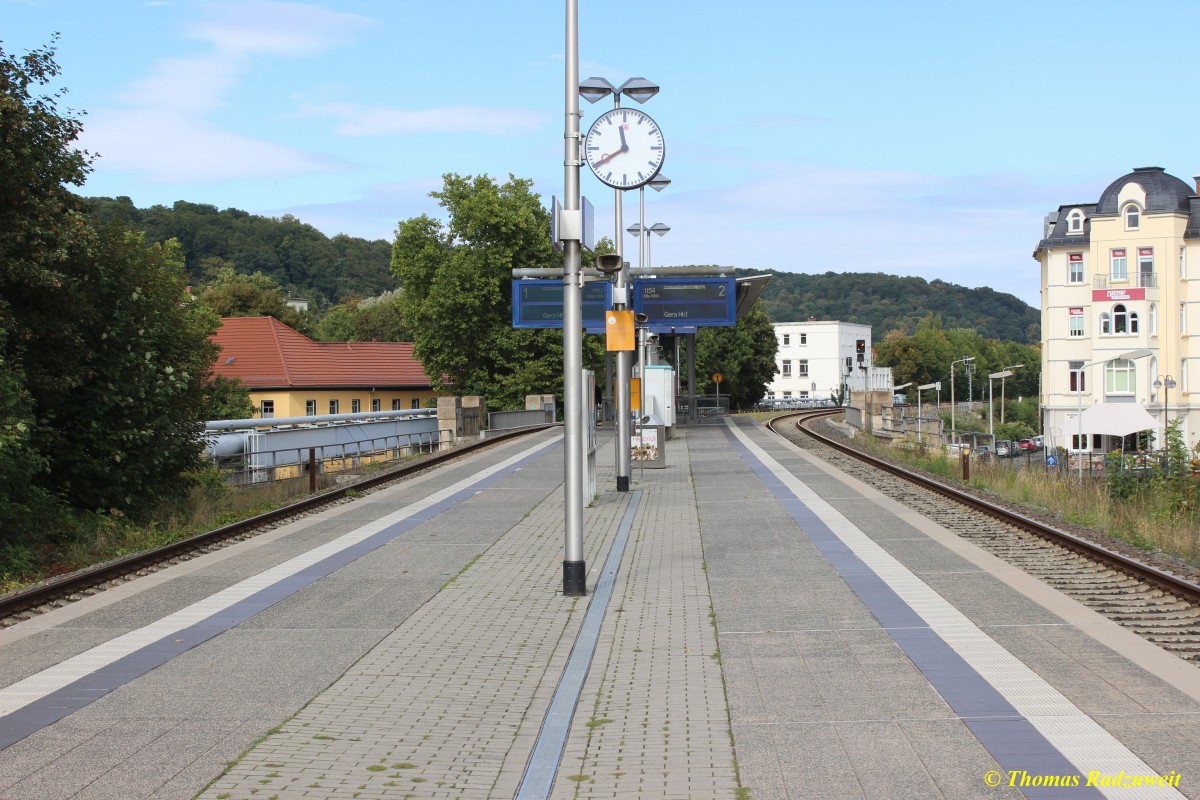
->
214;428;452;486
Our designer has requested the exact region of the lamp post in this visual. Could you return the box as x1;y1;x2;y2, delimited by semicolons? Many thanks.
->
1074;348;1153;479
917;381;938;440
580;75;660;493
560;0;586;595
950;356;975;440
1153;374;1176;468
988;370;1013;439
1000;363;1024;425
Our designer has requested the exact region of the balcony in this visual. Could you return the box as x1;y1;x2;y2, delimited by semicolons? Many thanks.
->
1137;272;1157;288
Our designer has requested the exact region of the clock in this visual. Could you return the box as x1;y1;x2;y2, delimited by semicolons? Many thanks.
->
584;107;665;190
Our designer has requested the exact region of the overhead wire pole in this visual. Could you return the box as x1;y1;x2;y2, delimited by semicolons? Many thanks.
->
560;0;586;596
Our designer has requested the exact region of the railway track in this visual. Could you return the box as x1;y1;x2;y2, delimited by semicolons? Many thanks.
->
0;425;553;628
769;409;1200;663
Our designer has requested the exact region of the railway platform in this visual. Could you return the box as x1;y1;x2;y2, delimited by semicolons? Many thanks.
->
1;418;1198;799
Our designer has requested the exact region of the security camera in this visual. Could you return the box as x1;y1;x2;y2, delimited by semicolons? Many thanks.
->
596;254;622;275
634;313;649;324
647;333;660;343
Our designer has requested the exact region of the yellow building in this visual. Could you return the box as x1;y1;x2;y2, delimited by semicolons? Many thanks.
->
1035;167;1198;452
211;317;436;419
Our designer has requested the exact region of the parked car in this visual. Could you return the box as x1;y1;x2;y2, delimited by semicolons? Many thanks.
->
1018;438;1037;452
973;445;993;458
995;441;1011;457
1031;435;1045;450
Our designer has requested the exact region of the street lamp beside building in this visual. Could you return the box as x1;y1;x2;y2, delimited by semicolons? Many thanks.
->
950;356;975;439
988;370;1013;439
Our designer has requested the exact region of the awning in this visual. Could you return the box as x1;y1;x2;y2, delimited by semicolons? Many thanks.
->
1077;403;1158;437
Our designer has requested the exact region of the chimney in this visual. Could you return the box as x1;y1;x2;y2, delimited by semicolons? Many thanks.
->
1194;175;1200;194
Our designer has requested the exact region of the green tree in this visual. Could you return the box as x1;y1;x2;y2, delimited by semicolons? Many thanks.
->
694;304;778;410
195;266;312;334
1;41;223;536
202;375;255;421
391;173;603;409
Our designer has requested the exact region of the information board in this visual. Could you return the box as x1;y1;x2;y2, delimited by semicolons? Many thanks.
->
632;278;736;327
512;279;611;330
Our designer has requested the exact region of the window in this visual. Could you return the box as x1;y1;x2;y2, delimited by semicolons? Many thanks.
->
329;399;339;415
372;399;381;412
1183;360;1189;393
411;398;421;409
351;399;361;413
1067;208;1084;234
306;399;316;416
1068;361;1085;393
782;391;792;399
799;333;807;345
392;399;402;410
1183;303;1188;334
260;400;274;418
1113;304;1129;334
1124;203;1140;230
1138;248;1154;285
1068;253;1084;284
1069;316;1084;337
782;334;790;346
767;392;776;400
781;360;792;377
1105;358;1135;395
1150;303;1158;336
1110;248;1128;281
1181;247;1187;279
797;359;809;376
1100;311;1112;335
1130;311;1139;334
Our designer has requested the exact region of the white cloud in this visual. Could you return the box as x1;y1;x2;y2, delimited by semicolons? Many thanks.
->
188;0;375;57
80;108;344;182
261;179;445;239
297;102;550;137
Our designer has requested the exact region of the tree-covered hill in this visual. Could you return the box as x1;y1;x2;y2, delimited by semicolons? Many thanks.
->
732;268;1040;344
86;197;396;307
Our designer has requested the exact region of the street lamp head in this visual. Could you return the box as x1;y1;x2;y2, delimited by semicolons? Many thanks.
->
648;174;671;192
648;223;670;236
989;370;1014;379
617;77;660;103
578;77;616;103
1118;348;1155;361
626;223;644;237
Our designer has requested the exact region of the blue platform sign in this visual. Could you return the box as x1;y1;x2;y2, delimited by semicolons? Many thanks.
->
1045;454;1058;467
512;279;611;330
632;278;736;327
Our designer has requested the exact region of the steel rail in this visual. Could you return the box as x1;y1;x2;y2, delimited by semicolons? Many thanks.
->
768;410;1200;606
0;425;555;621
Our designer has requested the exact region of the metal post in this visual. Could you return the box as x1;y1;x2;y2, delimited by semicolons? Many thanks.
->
988;379;994;439
687;332;697;424
612;99;632;491
561;0;586;595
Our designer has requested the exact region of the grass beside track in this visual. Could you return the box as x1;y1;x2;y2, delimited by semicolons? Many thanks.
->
845;430;1200;569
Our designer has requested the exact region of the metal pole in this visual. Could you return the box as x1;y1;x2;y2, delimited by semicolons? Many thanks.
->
988;379;994;439
612;97;632;492
950;362;956;438
561;0;586;595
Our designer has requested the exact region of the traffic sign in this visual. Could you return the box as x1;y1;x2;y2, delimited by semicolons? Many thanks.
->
1045;454;1058;467
512;279;610;330
712;372;723;384
632;278;736;327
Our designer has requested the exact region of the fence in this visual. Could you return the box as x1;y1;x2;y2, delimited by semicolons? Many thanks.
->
214;427;451;487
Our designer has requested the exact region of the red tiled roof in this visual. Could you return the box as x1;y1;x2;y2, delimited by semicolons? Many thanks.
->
211;317;430;389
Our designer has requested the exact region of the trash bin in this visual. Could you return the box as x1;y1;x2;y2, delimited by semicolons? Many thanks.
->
631;414;667;469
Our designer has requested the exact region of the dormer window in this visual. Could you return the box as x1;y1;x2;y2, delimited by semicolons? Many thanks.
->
1066;209;1085;234
1124;203;1140;230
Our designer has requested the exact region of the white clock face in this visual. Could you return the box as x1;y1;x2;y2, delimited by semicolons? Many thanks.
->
584;107;665;190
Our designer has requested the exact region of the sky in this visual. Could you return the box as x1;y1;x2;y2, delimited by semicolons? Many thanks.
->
6;1;1200;307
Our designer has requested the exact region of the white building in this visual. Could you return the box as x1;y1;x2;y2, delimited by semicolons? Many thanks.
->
765;320;892;403
1034;166;1198;452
